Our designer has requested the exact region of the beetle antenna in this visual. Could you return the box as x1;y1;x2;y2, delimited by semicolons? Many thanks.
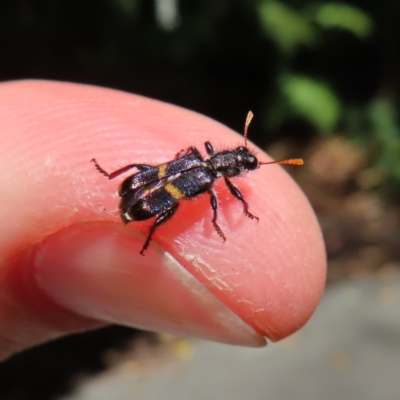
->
259;158;304;166
244;111;253;148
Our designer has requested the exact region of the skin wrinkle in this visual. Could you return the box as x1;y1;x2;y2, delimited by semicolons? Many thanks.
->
186;249;238;294
162;253;249;333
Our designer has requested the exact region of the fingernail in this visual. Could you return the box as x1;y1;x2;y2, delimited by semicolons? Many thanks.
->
33;223;265;347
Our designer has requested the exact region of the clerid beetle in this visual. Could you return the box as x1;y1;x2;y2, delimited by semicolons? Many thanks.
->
91;112;303;255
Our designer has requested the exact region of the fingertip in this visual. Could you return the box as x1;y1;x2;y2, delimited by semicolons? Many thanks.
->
0;80;325;353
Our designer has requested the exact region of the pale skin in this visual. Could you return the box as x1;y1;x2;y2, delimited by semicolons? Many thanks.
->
0;80;326;361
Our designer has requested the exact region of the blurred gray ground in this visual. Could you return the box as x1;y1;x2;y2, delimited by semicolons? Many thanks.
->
64;272;400;400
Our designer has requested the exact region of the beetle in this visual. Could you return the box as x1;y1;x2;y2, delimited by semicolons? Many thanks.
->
91;112;303;255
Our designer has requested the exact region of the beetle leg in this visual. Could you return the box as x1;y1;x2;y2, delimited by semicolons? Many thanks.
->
175;149;185;158
208;189;226;242
91;159;153;179
205;141;215;156
223;176;259;221
140;203;180;255
175;146;202;159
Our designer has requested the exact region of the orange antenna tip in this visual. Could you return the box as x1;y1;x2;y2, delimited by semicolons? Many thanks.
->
282;158;304;166
260;158;304;166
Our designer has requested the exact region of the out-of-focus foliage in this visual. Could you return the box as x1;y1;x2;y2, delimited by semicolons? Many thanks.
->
280;74;341;133
314;3;373;38
369;100;400;197
257;0;374;135
256;0;400;197
259;1;316;55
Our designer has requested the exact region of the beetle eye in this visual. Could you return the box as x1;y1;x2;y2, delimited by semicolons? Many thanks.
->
246;155;258;170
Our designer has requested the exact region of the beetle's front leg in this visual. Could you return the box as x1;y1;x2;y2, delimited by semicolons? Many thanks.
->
204;141;215;156
223;176;259;221
208;189;226;242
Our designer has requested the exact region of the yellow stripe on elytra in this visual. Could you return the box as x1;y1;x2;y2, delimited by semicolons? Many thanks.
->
158;164;167;178
165;183;185;200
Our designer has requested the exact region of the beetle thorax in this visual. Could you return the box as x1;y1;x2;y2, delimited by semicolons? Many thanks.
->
208;147;259;178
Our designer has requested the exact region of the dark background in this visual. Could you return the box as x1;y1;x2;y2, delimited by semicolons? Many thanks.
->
1;1;400;399
3;1;398;146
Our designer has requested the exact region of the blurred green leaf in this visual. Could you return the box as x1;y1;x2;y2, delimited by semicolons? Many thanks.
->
281;74;341;132
369;99;400;175
314;3;373;39
258;1;316;55
369;99;398;144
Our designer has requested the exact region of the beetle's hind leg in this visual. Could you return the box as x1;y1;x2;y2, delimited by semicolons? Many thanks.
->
223;176;259;221
175;146;202;159
140;203;180;255
91;159;153;179
208;189;226;242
